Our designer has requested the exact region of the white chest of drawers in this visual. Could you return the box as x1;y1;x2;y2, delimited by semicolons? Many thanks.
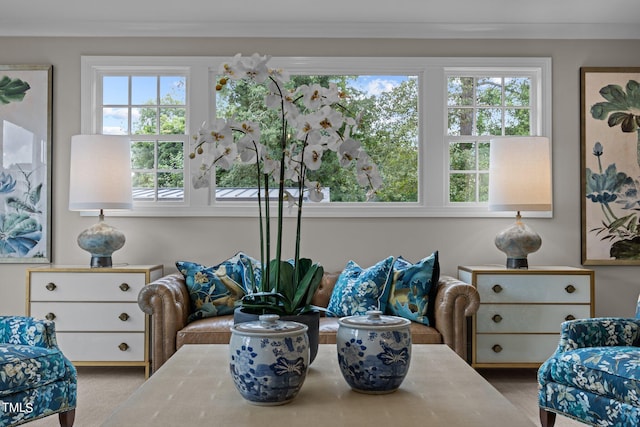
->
458;265;594;368
26;265;163;377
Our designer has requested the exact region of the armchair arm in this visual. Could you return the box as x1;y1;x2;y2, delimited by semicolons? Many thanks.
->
433;275;480;360
138;273;191;373
555;317;640;352
0;316;58;348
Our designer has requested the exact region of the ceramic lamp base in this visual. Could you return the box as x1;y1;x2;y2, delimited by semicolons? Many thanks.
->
495;213;541;270
77;218;125;268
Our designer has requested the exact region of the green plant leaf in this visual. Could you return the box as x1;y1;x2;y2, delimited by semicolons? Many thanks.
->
6;195;41;214
610;236;640;259
291;263;320;309
29;183;42;206
599;84;627;105
0;76;31;105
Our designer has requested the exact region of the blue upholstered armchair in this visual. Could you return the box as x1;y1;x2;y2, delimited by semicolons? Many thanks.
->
0;316;76;427
538;297;640;427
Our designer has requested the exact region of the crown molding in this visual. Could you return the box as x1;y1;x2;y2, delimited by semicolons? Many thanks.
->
1;21;638;39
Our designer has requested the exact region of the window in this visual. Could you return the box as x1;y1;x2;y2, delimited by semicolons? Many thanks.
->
447;72;535;205
81;56;551;217
214;73;419;204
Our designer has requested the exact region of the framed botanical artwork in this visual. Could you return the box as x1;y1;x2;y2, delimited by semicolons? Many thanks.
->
581;67;640;265
0;65;52;263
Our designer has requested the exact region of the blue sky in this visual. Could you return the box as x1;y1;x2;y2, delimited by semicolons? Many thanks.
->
350;75;410;96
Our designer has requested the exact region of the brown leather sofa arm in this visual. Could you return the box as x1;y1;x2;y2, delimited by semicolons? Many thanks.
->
138;273;190;373
433;275;480;361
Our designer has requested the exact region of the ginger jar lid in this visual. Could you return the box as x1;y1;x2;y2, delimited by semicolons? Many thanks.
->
231;314;308;337
338;310;411;330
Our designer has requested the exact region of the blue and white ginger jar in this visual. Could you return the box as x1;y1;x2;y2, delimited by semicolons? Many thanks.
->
229;314;309;405
337;310;411;394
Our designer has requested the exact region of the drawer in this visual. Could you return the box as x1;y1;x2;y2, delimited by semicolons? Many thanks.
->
56;332;145;362
476;304;591;333
30;272;145;301
475;334;560;364
30;302;144;331
476;274;591;303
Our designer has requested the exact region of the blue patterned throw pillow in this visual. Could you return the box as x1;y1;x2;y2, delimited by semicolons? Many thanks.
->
327;256;395;317
177;252;258;322
387;251;440;326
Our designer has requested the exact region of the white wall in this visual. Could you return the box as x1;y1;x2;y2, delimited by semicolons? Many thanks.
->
1;37;638;318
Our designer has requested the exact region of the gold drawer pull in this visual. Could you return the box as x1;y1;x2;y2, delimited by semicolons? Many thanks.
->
491;284;503;293
45;282;57;291
119;313;130;321
492;314;503;323
45;312;56;321
565;314;576;321
119;283;130;292
118;343;129;351
565;284;576;294
492;344;503;353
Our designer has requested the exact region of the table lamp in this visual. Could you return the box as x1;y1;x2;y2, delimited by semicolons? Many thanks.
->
488;136;552;269
69;135;133;267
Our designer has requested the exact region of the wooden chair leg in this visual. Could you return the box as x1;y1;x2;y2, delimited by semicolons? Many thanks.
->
539;407;556;427
59;408;76;427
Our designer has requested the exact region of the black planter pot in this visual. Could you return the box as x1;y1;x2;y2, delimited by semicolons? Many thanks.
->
233;307;320;364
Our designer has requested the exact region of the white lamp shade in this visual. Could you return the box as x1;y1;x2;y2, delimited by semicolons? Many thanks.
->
488;136;552;212
69;135;133;211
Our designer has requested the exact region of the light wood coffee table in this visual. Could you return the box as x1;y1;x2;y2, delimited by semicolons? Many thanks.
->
103;344;535;426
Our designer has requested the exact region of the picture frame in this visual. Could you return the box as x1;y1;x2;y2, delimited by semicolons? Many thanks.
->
581;67;640;265
0;65;52;263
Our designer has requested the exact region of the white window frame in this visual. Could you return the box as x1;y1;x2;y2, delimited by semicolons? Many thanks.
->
81;56;552;218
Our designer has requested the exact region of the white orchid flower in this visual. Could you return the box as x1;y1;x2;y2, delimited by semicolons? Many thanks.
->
305;181;325;202
291;114;314;140
322;82;342;104
314;105;344;132
238;53;270;83
192;170;210;189
199;118;232;146
236;121;261;142
219;54;247;80
282;190;297;212
337;138;362;167
263;156;280;177
265;82;282;110
284;152;303;182
268;67;290;85
299;84;323;110
303;144;324;171
237;137;262;164
357;155;383;190
213;144;238;171
305;131;338;152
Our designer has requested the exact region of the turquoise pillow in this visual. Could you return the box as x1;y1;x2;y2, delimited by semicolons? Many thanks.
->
387;251;440;326
327;256;395;317
177;252;256;322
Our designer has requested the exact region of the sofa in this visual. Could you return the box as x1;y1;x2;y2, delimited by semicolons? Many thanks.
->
138;271;480;374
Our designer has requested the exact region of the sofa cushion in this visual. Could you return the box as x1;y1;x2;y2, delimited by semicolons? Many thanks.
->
317;317;442;345
0;345;69;395
387;251;440;326
176;253;252;322
326;256;394;317
548;346;640;404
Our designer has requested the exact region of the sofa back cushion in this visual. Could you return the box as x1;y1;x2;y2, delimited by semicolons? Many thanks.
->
387;251;440;326
326;257;395;317
311;272;341;309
